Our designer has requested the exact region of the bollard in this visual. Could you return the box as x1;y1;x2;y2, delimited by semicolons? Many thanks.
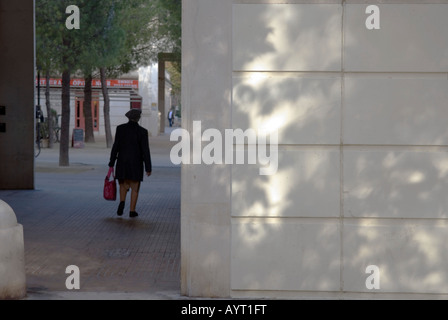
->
0;200;26;299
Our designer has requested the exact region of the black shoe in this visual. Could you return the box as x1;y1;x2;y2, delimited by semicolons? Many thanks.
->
130;211;139;218
117;202;125;216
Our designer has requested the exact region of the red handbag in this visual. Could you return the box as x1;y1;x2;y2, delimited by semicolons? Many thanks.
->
104;167;117;201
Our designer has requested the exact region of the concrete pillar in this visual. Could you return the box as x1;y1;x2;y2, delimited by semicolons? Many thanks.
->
182;0;232;298
158;59;166;133
158;53;178;134
0;200;26;300
0;0;36;190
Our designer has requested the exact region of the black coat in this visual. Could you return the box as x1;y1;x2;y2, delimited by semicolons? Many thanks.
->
108;121;152;182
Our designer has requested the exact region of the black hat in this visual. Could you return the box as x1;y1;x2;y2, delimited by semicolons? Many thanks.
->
126;109;142;121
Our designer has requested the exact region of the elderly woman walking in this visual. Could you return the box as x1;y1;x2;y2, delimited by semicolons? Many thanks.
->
108;109;152;218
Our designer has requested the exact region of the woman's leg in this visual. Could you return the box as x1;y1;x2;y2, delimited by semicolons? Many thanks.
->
128;181;141;216
130;188;139;212
120;182;128;202
117;181;129;216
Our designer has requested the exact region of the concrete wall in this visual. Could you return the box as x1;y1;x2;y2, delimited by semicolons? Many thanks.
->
182;0;448;299
0;0;35;190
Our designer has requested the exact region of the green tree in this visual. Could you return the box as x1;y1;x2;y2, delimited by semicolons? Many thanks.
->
98;0;175;147
36;0;82;166
36;1;69;150
36;0;125;157
77;0;127;144
36;0;182;160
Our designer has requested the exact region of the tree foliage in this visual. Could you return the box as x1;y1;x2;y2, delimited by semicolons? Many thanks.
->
37;0;181;80
36;0;182;162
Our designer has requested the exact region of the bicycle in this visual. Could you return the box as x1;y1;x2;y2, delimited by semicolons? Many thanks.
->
35;105;44;158
35;122;42;158
52;126;61;143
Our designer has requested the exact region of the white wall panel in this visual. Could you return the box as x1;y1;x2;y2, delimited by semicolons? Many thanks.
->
344;77;448;145
345;4;448;72
343;221;448;293
232;149;340;218
232;219;340;291
185;165;231;204
344;149;448;219
233;75;341;145
233;4;342;71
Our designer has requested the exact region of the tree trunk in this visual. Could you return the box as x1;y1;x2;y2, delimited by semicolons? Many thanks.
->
45;70;54;149
60;68;71;166
83;74;95;143
100;67;113;148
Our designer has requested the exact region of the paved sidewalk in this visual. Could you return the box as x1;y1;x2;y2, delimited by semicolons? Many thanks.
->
0;129;184;300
